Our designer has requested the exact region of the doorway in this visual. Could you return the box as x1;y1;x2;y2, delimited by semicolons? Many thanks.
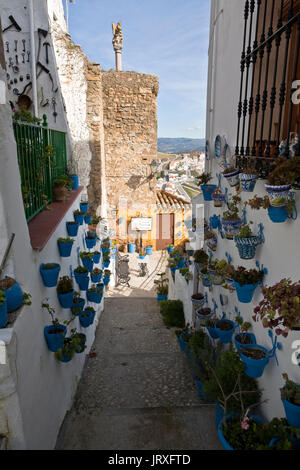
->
156;213;174;250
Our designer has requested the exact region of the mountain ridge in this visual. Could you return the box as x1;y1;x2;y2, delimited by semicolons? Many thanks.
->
158;138;205;153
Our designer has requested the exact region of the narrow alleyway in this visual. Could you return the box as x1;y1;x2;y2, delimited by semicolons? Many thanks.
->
56;251;220;450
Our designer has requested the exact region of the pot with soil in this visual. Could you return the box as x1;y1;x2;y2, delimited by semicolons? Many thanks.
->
0;277;23;313
40;263;61;288
196;307;213;321
44;324;67;352
191;293;205;308
66;221;79;237
215;319;236;344
239;344;269;378
234;332;257;351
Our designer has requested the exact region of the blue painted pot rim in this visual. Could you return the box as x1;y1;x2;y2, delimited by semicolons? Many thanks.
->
265;184;291;192
234;333;256;350
223;169;240;178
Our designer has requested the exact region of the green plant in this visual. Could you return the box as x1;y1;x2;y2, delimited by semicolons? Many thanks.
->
57;276;73;294
74;266;88;274
103;252;110;262
159;300;185;328
13;109;41;123
210;259;227;277
231;266;264;286
74;210;85;216
91;215;102;225
53;174;71;188
193;249;209;265
267;157;300;186
0;290;5;305
222;195;241;221
22;292;32;306
196;172;212;186
80;251;94;260
253;278;300;337
281;374;300;406
236;222;255;239
42;263;58;270
58;237;74;244
70;328;87;353
54;337;77;361
104;270;111;277
154;273;169;295
235;317;252;344
190;334;225;383
42;300;60;326
92;268;102;275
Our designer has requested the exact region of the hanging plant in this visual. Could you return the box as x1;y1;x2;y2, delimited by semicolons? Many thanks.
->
234;222;264;260
245;194;296;224
221;195;243;239
231;266;264;304
196;172;217;201
222;166;240;188
239;167;258;193
212;187;226;207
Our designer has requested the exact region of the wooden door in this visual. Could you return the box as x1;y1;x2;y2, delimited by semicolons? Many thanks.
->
156;213;174;250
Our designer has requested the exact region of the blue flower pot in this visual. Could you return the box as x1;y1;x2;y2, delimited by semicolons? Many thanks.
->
93;252;101;264
170;266;178;274
0;299;8;328
177;258;186;269
70;175;79;190
201;185;217;201
71;298;85;315
40;263;61;287
87;290;102;304
74;270;89;285
221;218;243;240
206;325;219;339
66;222;79;237
210;215;220;229
80;202;89;213
3;281;23;313
167;246;175;254
202;274;212;287
84;214;92;225
239;344;269;378
57;290;74;309
44;324;67;352
103;261;110;269
212;193;226;207
78;276;89;291
268;206;289;223
58;241;73;258
145;247;153;255
72;333;87;354
79;309;96;328
85;237;97;249
102;247;110;254
91;272;102;283
128;243;136;254
196;308;213;322
74;213;84;226
282;396;300;428
235;236;260;260
103;276;110;286
56;339;75;363
234;333;256;351
265;184;291;207
96;283;104;293
81;256;94;272
223;169;240;188
139;255;146;260
157;294;168;302
234;282;259;303
215;320;235;344
239;173;257;192
218;415;263;450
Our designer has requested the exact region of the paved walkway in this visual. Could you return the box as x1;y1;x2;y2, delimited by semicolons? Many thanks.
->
55;251;221;450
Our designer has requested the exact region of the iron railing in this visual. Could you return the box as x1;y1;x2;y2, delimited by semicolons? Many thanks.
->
235;0;300;177
13;120;67;222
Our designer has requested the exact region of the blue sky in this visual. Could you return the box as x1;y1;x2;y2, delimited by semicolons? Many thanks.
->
65;0;210;138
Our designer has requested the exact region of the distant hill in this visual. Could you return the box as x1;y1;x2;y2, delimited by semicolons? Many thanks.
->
158;138;205;154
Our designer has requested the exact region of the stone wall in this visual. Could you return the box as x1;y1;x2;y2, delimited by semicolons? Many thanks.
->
101;71;159;220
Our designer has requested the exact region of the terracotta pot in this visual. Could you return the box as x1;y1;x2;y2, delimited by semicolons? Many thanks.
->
53;185;67;203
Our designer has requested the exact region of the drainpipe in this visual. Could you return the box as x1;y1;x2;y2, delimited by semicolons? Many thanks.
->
28;0;38;117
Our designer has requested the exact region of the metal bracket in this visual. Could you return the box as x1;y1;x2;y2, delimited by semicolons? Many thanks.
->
267;330;282;366
288;192;298;220
258;223;265;244
255;261;268;286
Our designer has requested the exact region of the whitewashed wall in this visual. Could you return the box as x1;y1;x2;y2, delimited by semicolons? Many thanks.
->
200;0;300;422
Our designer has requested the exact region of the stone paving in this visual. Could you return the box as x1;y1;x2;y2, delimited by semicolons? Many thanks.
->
55;251;221;450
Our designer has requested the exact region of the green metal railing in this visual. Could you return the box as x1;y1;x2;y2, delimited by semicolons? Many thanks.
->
13;120;67;222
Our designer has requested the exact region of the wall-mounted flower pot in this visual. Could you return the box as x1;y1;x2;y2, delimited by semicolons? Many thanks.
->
239;173;257;192
81;256;94;272
57;290;74;309
91;272;102;284
1;279;23;313
87;289;102;304
196;307;213;321
44;324;67;352
85;236;97;249
66;221;79;237
177;257;186;268
239;344;269;378
78;276;89;291
74;270;88;285
97;283;104;294
223;169;240;188
157;294;168;302
235;236;261;260
70;175;79;190
191;294;205;308
145;246;153;255
72;333;87;354
58;240;74;258
233;282;259;303
0;299;8;328
71;298;85;315
79;309;95;328
212;193;226;207
201;185;217;201
80;202;89;213
201;274;212;288
221;218;243;240
40;263;61;287
234;333;256;351
102;247;110;254
55;338;76;363
93;252;101;264
265;184;291;207
206;325;219;339
268;206;289;223
74;213;84;226
218;415;263;450
84;214;92;225
128;243;136;254
215;320;235;344
103;261;110;269
139;255;146;260
167;246;175;254
103;276;110;286
212;274;224;286
282;395;300;429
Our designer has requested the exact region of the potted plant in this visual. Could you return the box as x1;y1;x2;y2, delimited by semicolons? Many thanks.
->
196;172;217;201
211;186;226;207
214;318;236;344
280;374;300;428
91;268;102;284
176;326;193;355
166;244;175;254
80;200;89;214
84;212;92;225
179;267;191;281
253;278;300;337
71;292;86;316
103;270;111;286
74;209;85;226
154;273;169;302
89;214;102;232
87;285;103;304
57;276;74;309
0;290;7;328
40;263;61;288
234;317;256;351
191;293;205;308
234;222;263;260
193;249;209;269
221;195;243;240
244;194;296;224
196;306;213;321
80;251;94;272
93;250;101;264
201;316;219;339
128;239;136;254
222;166;240;188
210;259;227;285
70;328;87;354
57;237;74;258
239;166;258;193
85;231;98;249
42;301;67;352
55;337;77;363
79;307;96;328
69;174;79;190
231;266;264;304
265;157;300;207
145;242;153;255
199;266;212;288
102;252;110;268
66;220;79;237
139;248;147;260
52;175;69;203
74;265;89;285
0;276;24;313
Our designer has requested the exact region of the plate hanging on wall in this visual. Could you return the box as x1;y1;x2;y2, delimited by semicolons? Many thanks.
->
215;135;222;159
215;135;227;168
205;140;210;161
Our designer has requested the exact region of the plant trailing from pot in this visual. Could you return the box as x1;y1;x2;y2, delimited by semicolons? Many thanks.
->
231;266;264;304
57;237;75;258
280;373;300;429
40;263;61;288
42;301;66;352
70;328;87;354
222;166;240;188
221;195;243;239
253;278;300;337
159;300;185;328
0;290;7;328
196;172;217;201
234;316;256;350
57;276;74;309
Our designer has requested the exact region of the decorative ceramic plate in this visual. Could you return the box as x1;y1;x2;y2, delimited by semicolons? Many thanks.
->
205;140;210;161
215;135;222;159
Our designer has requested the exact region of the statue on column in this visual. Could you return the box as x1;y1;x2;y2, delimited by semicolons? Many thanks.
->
112;22;123;52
